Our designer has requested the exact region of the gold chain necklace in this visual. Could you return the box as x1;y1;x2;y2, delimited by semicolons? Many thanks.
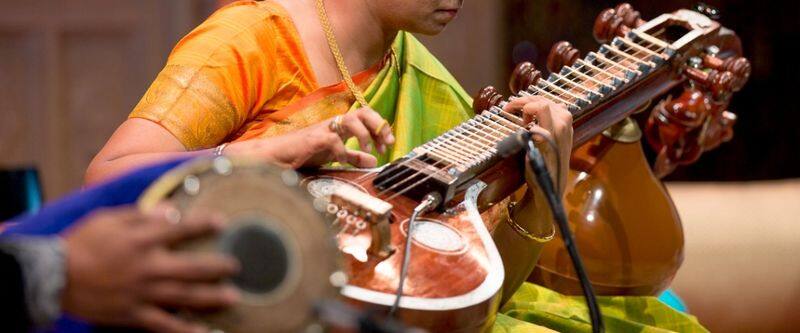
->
315;0;369;108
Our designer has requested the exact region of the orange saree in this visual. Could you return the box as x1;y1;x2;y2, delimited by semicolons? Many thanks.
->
130;0;381;150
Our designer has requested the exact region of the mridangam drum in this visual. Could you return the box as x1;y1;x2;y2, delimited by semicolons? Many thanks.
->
138;157;341;333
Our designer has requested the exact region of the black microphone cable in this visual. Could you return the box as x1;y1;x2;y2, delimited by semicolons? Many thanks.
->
495;129;604;332
523;132;605;333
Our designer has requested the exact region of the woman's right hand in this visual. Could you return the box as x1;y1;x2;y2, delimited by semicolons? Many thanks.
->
226;107;395;169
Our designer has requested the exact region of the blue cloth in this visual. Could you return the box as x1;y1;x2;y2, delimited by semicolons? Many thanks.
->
5;159;188;236
658;288;688;313
3;158;189;332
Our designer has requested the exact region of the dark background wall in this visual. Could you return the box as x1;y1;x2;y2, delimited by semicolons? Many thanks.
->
499;0;799;181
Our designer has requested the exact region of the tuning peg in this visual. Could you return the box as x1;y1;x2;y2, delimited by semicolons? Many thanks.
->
509;62;543;95
547;41;581;73
473;86;504;113
614;3;645;28
594;3;646;43
702;54;751;91
685;67;735;100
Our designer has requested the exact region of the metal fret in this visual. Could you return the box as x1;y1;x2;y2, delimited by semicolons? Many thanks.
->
432;136;473;162
550;73;603;102
457;124;499;148
485;109;525;131
470;117;512;140
524;86;579;109
425;150;465;167
429;136;473;164
630;30;671;49
489;106;525;125
442;132;487;159
603;44;655;68
539;79;591;105
576;59;628;85
551;73;599;95
617;36;666;59
562;66;616;93
436;147;473;166
591;52;642;76
450;127;496;153
477;114;518;134
444;127;486;154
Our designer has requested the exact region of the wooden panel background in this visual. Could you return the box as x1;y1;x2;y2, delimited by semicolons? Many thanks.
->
0;0;217;198
0;0;500;199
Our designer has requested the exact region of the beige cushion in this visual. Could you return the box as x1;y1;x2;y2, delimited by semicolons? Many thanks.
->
667;180;800;332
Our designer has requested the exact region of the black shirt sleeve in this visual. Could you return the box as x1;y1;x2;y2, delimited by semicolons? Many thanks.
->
0;246;32;332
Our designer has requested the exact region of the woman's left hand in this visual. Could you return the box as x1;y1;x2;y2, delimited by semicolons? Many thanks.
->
502;95;573;195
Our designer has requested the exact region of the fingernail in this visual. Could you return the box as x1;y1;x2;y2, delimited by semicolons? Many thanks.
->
378;144;386;154
387;133;395;144
224;287;241;303
191;326;209;333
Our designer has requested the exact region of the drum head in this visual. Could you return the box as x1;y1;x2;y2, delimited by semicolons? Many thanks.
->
139;157;340;333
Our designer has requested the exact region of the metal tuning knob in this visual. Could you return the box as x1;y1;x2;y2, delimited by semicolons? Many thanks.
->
693;2;721;20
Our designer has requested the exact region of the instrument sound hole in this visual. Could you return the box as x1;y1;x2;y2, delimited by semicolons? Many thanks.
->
221;223;289;295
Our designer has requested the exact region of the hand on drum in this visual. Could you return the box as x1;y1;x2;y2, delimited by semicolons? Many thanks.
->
502;95;573;195
227;107;395;169
62;205;241;333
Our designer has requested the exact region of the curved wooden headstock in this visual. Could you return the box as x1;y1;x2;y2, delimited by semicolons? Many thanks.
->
474;3;752;177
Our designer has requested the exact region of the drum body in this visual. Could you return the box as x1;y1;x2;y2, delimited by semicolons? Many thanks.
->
139;158;340;333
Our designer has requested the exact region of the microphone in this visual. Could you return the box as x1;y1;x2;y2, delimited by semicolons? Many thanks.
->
495;129;533;158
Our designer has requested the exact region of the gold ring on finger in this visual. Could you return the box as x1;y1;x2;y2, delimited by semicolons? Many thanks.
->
329;115;344;137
